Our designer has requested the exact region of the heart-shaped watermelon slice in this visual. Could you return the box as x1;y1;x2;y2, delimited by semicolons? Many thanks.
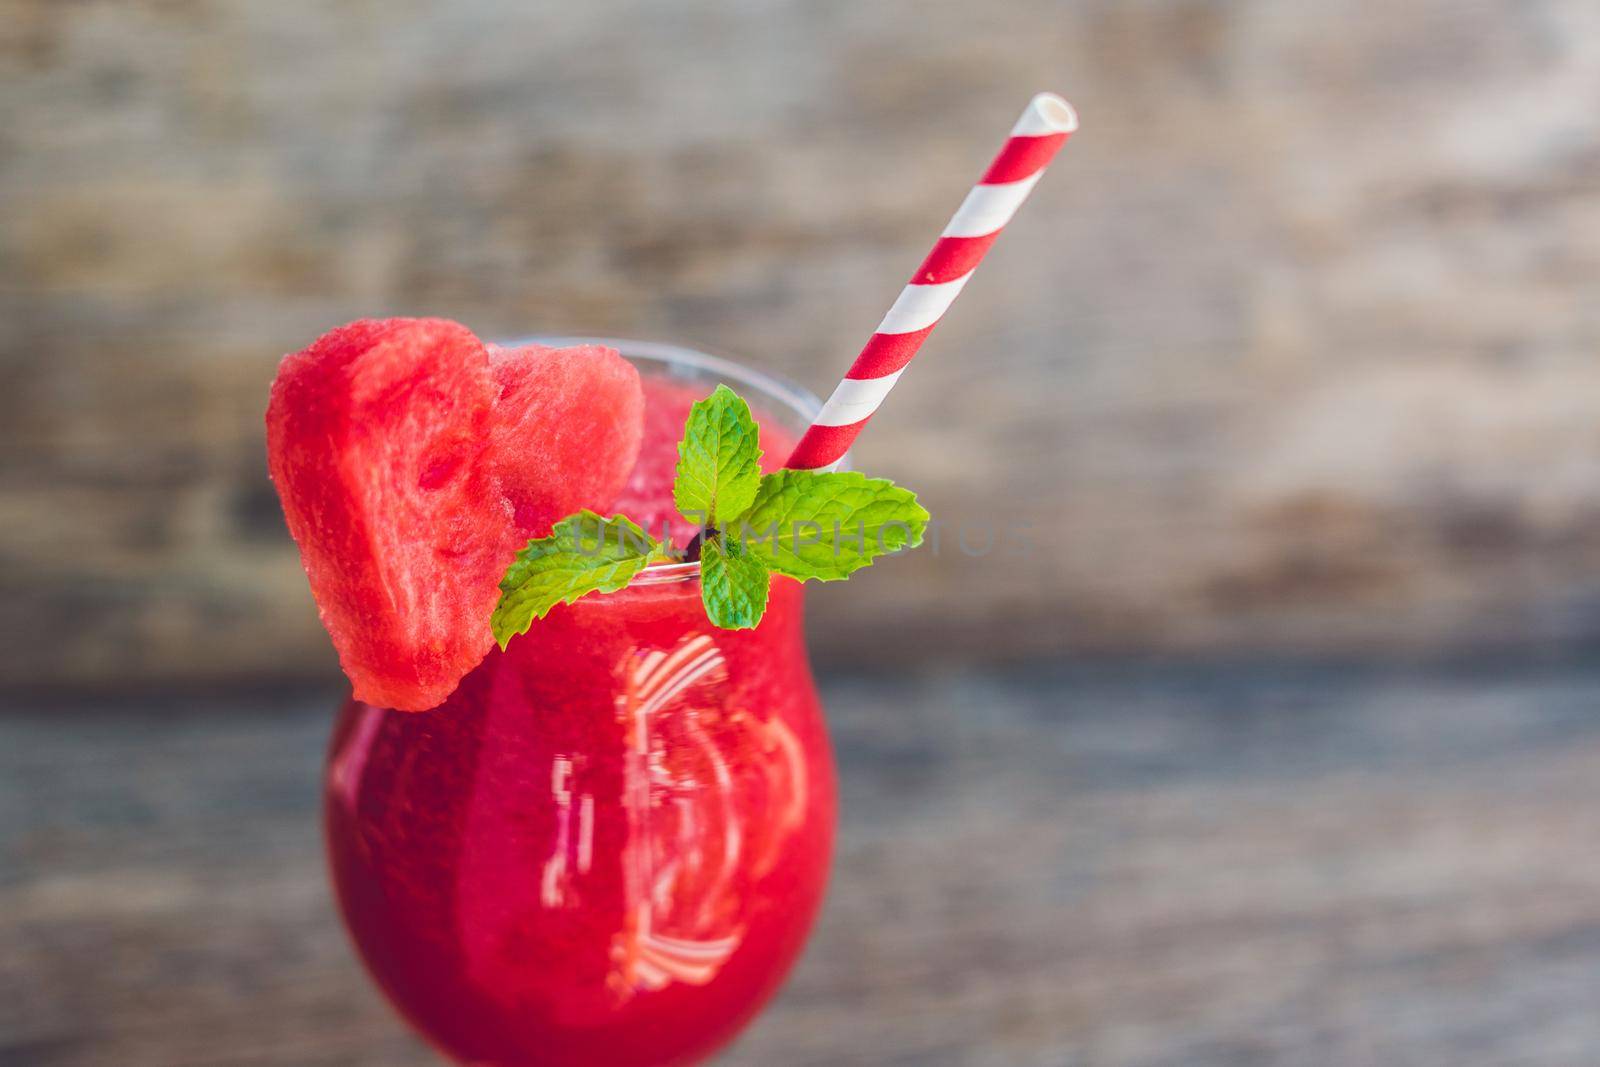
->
267;319;644;711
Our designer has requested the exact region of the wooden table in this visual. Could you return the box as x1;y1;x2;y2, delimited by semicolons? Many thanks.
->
6;661;1599;1065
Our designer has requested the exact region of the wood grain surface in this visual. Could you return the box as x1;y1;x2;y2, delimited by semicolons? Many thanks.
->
6;661;1600;1066
5;1;1600;688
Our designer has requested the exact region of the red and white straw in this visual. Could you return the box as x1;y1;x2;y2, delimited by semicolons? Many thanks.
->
785;92;1078;471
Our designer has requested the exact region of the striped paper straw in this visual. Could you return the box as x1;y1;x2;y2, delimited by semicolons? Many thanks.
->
785;92;1078;471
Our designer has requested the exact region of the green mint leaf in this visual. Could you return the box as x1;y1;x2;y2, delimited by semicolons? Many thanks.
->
737;469;929;581
492;511;665;649
699;534;770;630
673;384;763;529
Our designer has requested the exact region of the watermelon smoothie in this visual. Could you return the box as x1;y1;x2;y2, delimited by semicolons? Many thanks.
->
324;342;837;1067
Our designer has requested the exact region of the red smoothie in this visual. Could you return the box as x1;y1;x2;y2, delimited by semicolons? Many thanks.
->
324;373;836;1067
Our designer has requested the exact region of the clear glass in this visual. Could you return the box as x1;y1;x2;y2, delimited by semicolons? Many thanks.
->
323;341;838;1067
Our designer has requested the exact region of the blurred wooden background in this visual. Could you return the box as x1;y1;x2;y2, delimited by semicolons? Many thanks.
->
4;0;1600;689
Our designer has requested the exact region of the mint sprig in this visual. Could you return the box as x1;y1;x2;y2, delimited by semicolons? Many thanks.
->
492;384;929;642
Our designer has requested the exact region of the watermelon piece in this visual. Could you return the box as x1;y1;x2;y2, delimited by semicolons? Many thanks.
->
267;318;517;711
267;321;647;712
488;342;644;539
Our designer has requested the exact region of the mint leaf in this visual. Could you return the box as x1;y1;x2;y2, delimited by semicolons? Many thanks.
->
738;470;929;581
492;511;665;648
674;384;763;529
699;534;770;630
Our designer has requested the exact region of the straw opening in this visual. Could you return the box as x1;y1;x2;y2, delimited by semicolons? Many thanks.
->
1030;93;1078;134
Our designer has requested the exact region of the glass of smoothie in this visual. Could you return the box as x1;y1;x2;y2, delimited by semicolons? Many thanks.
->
323;341;838;1067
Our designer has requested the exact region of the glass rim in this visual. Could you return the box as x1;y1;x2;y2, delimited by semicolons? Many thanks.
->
502;336;842;587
